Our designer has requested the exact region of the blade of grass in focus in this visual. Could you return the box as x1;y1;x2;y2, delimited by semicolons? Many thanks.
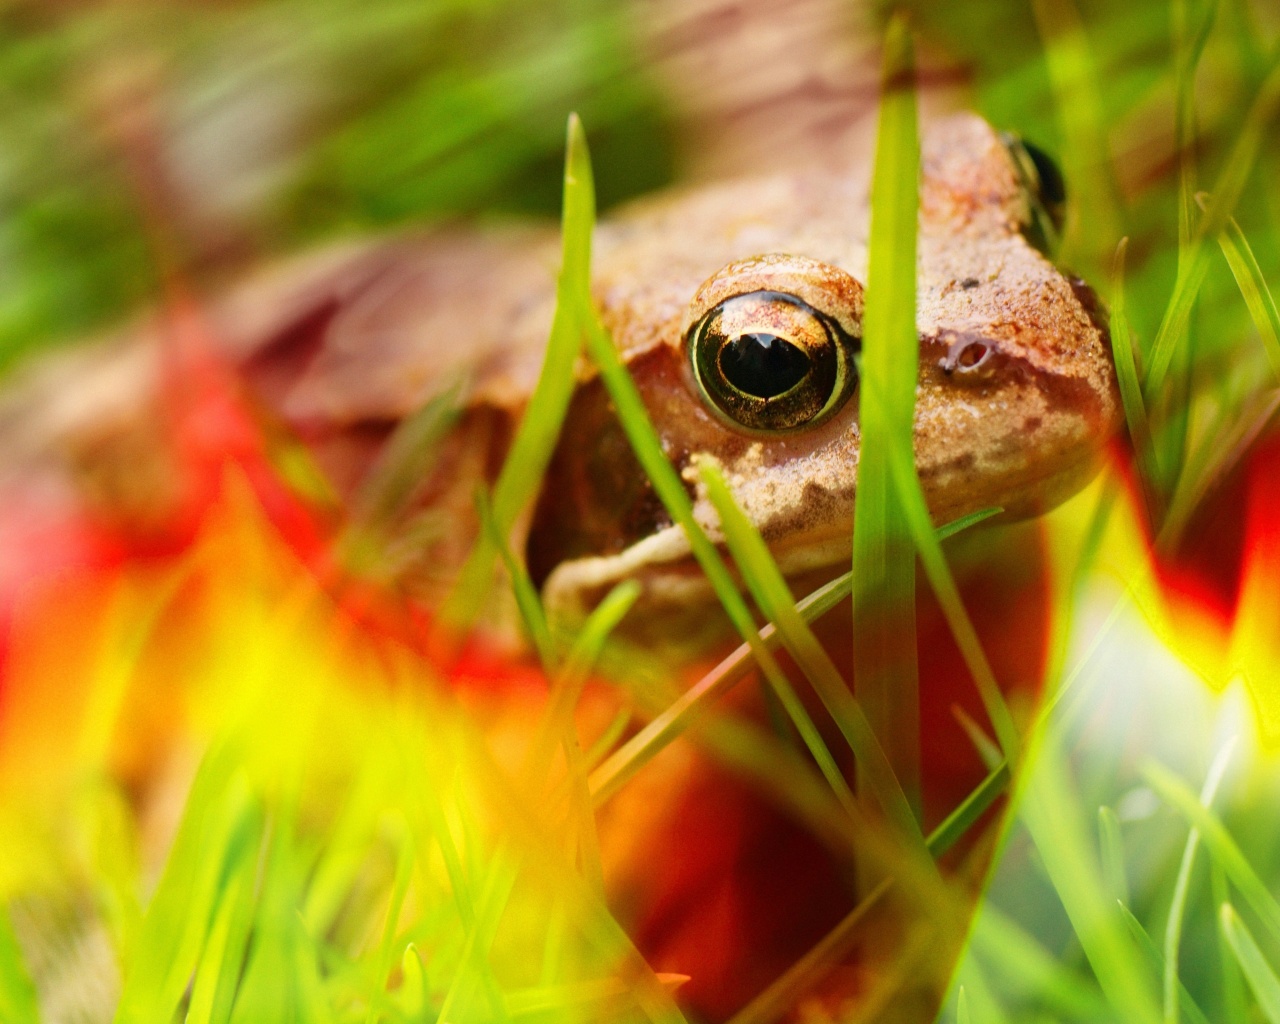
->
701;462;927;851
565;119;859;829
851;10;923;817
588;506;1000;808
442;113;595;635
476;487;555;674
1221;905;1280;1024
864;313;1018;759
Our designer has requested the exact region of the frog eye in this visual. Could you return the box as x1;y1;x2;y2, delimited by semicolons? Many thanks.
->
1002;134;1066;256
688;290;860;432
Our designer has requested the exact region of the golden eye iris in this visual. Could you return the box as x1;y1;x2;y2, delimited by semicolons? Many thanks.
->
689;290;859;432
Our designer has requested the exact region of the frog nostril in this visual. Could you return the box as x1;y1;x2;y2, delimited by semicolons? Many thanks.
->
941;334;995;374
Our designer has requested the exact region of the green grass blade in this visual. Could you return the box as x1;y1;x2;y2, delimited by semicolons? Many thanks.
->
936;507;1004;541
115;750;258;1023
587;508;1000;807
926;761;1009;858
871;383;1019;760
1144;759;1280;946
476;488;554;674
0;906;38;1024
956;986;971;1024
954;705;1002;772
349;379;464;532
852;10;923;814
399;944;428;1019
525;580;640;786
1116;901;1214;1024
1020;730;1161;1022
1163;740;1236;1024
1110;238;1161;521
1172;0;1218;261
1098;805;1130;907
725;878;894;1024
1029;0;1123;266
1215;211;1280;381
364;823;415;1024
186;872;247;1024
569;133;854;830
971;903;1112;1020
1214;860;1250;1024
1160;389;1280;552
1144;55;1280;393
1221;903;1280;1023
702;462;926;849
442;113;594;631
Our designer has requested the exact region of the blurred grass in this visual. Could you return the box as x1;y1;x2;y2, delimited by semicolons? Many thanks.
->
0;0;673;371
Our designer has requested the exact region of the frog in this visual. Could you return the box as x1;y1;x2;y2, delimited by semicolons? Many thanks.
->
0;110;1120;1024
0;113;1118;625
244;113;1115;614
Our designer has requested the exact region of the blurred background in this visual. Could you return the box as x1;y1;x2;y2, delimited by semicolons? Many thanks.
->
0;0;1273;374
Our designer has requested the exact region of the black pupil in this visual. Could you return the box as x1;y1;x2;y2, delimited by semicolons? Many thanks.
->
719;332;811;399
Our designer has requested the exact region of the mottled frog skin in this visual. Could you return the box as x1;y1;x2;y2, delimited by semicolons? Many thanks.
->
0;114;1119;616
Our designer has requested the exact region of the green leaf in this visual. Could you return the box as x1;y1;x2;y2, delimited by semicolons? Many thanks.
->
1110;238;1161;522
1144;759;1280;947
852;9;923;814
1098;805;1129;907
1115;900;1213;1024
1163;740;1236;1024
1214;210;1280;382
1144;56;1280;394
927;761;1009;858
1221;903;1280;1024
568;121;855;835
476;487;555;674
587;507;1000;807
443;112;596;630
1021;731;1161;1022
702;461;927;851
